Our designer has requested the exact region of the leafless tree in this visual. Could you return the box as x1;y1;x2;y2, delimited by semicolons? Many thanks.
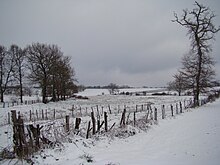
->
0;45;16;102
10;44;26;103
173;1;220;106
108;83;119;95
26;43;57;103
168;72;185;96
26;43;77;103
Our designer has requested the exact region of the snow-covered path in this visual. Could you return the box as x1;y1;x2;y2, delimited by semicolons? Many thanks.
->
89;99;220;165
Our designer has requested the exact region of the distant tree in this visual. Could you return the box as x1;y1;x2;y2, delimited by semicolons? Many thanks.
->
10;44;26;103
173;1;220;106
168;72;185;96
0;45;16;102
108;83;119;95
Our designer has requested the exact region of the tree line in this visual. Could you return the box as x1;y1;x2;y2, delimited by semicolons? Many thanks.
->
0;43;77;104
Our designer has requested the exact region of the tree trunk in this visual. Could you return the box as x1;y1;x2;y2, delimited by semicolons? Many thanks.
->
194;34;202;107
42;83;47;104
0;90;3;103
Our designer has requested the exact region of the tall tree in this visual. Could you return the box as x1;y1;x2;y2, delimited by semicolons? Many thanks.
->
173;1;220;106
26;43;55;103
10;45;26;103
0;45;16;102
26;43;77;103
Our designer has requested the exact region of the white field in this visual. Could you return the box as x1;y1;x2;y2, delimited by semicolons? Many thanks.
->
0;88;220;165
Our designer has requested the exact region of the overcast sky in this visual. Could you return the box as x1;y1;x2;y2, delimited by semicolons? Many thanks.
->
1;0;220;87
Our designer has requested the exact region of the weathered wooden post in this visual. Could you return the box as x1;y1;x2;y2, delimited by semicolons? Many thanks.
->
91;111;96;135
53;109;56;119
79;106;82;116
75;118;81;129
104;112;108;132
133;112;136;126
171;104;174;117
41;109;44;120
86;121;91;139
180;102;183;113
176;103;179;114
108;105;112;114
36;110;38;120
65;115;70;132
154;108;157;121
120;109;126;126
45;109;48;120
162;105;165;119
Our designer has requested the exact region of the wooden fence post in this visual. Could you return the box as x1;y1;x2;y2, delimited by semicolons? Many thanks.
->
120;109;126;126
171;104;174;117
86;121;91;139
133;112;136;126
91;111;96;135
180;102;183;113
108;105;112;114
104;112;108;132
162;105;165;119
53;109;56;119
8;112;10;124
36;110;38;120
154;108;157;121
29;110;32;121
176;103;178;114
75;118;81;129
45;109;48;120
42;109;44;120
66;115;70;132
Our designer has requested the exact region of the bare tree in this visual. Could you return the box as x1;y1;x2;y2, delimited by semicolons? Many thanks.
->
108;83;119;95
10;44;26;103
0;45;16;102
26;43;77;103
168;72;185;96
173;1;220;106
26;43;56;103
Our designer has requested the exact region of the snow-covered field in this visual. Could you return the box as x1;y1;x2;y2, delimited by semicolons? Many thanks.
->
0;88;220;165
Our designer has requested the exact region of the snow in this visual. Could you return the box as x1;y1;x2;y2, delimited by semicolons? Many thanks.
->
0;90;220;165
90;101;220;165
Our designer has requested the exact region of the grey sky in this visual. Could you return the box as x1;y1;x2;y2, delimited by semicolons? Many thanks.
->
1;0;220;87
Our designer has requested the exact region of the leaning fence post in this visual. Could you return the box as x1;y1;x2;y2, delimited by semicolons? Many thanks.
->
66;115;70;132
75;118;81;129
104;112;108;132
91;111;96;135
120;109;126;126
86;121;91;139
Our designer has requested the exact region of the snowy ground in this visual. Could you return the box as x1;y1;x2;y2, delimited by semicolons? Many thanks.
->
0;88;220;164
32;99;220;165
